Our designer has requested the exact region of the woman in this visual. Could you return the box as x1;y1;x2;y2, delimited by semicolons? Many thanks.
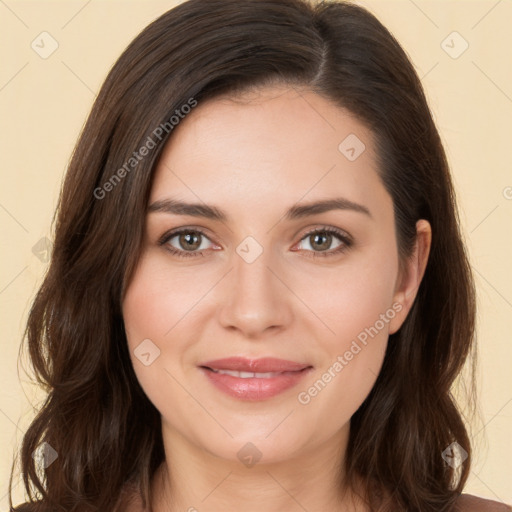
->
9;0;511;511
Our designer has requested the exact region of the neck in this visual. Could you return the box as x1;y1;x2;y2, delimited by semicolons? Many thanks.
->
151;422;366;512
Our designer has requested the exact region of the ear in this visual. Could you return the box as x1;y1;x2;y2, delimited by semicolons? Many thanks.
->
388;219;432;335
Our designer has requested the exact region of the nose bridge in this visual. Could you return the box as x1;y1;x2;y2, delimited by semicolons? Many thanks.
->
217;236;292;335
234;243;274;299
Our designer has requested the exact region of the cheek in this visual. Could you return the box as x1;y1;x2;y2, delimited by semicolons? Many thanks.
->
293;247;398;424
294;245;399;348
122;253;203;404
122;250;235;421
123;250;218;344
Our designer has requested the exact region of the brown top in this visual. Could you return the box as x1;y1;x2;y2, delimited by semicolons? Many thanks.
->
116;487;511;512
455;494;512;512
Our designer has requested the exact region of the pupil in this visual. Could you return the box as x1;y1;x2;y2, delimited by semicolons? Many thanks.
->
311;233;331;251
180;232;200;250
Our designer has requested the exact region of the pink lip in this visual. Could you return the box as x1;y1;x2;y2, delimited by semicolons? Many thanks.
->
199;357;313;401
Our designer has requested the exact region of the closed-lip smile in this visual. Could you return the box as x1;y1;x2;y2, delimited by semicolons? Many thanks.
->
198;357;313;401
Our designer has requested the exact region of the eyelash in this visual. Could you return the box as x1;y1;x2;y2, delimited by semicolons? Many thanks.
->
158;226;353;259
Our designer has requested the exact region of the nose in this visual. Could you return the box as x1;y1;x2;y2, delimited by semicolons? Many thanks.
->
217;245;293;338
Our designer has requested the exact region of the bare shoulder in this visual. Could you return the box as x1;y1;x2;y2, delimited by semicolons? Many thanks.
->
455;494;512;511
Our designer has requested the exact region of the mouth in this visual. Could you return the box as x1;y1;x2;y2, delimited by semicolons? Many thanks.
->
205;368;303;378
198;357;313;401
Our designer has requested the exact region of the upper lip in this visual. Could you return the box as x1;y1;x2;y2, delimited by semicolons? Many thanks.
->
200;357;311;373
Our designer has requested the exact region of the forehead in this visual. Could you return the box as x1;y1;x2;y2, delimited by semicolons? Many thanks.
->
150;86;387;217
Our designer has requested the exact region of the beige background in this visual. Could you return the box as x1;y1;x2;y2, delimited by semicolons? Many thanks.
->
1;0;511;507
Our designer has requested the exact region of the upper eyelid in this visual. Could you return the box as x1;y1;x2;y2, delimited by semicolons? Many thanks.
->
159;226;216;245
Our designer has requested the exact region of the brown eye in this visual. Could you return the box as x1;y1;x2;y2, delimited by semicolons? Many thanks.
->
298;230;343;253
294;227;353;258
159;229;216;257
308;232;333;252
178;231;202;251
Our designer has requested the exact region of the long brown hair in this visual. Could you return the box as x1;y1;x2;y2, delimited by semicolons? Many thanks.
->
10;1;476;511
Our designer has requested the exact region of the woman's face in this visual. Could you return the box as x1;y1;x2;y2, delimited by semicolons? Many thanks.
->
123;85;420;465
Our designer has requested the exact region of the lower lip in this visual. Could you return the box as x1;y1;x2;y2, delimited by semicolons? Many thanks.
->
200;367;312;401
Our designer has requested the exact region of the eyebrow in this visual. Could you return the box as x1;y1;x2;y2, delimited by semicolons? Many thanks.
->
147;197;372;221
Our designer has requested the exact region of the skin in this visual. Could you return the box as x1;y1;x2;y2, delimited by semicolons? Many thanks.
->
122;85;432;512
